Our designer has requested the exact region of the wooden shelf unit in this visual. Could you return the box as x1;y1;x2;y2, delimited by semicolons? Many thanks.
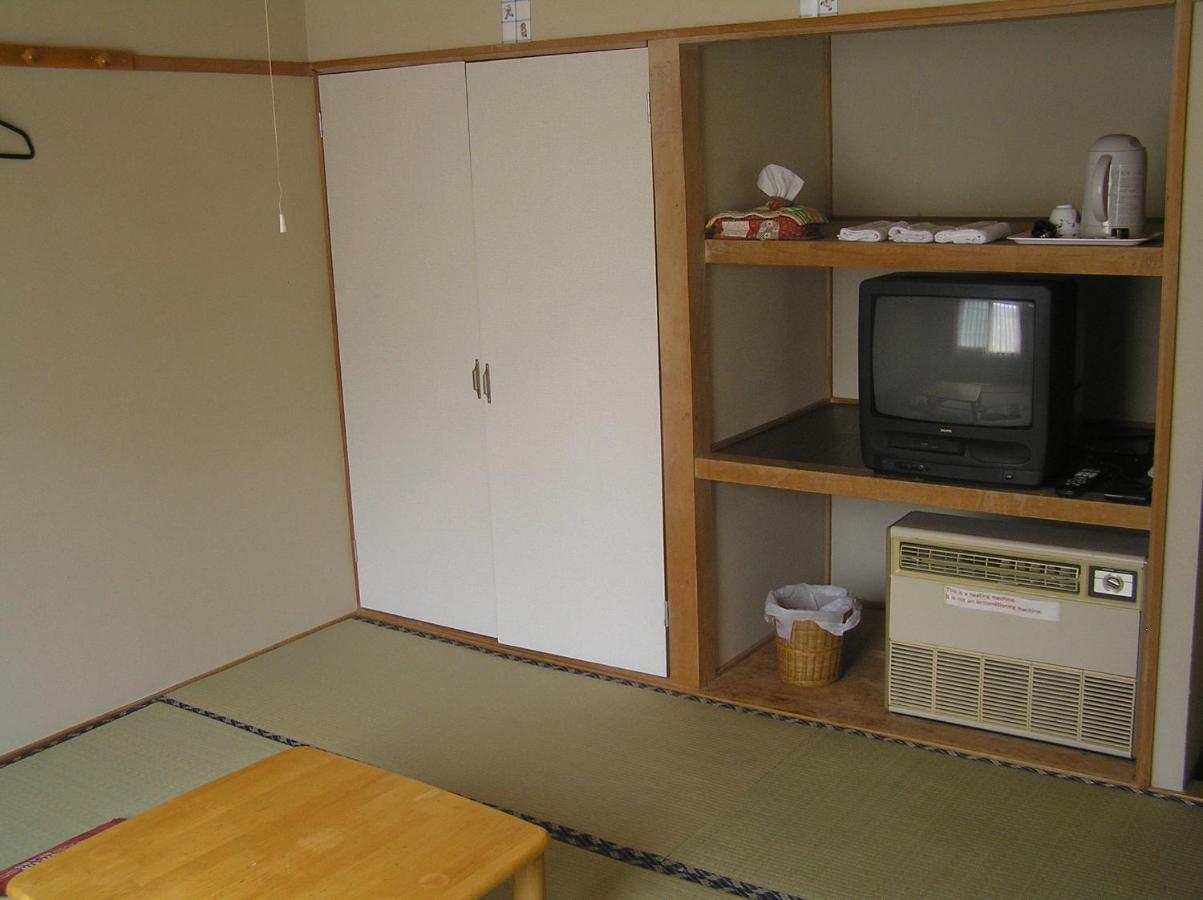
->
650;0;1193;789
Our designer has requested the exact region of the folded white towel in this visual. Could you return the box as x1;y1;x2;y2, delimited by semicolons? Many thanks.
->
934;221;1012;244
837;220;906;242
888;222;945;243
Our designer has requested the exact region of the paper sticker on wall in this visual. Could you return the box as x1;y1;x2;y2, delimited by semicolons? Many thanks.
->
944;585;1061;622
502;0;532;43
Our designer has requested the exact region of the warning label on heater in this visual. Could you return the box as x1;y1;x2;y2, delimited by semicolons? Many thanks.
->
944;585;1061;622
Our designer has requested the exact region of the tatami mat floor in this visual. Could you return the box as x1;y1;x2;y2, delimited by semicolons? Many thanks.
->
0;703;711;899
4;616;1203;899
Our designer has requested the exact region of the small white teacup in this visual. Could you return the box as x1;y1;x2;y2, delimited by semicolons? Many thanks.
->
1049;204;1080;238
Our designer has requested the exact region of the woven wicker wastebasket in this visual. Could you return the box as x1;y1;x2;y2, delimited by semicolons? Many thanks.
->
776;618;844;687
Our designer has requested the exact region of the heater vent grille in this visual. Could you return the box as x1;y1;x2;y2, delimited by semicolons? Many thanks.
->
1081;675;1137;751
1030;667;1082;739
981;657;1030;728
934;649;982;719
888;642;1134;756
898;542;1080;593
887;642;934;710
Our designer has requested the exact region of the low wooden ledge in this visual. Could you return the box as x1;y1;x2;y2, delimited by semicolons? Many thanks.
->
1;43;311;76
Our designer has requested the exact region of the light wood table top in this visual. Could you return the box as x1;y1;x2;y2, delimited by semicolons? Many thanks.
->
8;746;549;899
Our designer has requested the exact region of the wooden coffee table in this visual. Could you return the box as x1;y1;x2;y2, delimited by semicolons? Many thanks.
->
7;747;549;899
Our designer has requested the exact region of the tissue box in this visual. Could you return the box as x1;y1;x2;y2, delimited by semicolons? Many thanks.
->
706;202;827;241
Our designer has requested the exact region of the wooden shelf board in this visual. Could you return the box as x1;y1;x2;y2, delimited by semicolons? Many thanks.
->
702;606;1138;785
696;404;1152;531
704;234;1164;277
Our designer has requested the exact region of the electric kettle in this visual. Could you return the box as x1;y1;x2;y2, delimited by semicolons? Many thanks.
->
1081;134;1147;238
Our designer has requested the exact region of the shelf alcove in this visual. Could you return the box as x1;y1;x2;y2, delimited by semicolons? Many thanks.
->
657;0;1186;788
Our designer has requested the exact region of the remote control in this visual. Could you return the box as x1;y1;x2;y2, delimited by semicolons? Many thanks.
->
1056;466;1103;497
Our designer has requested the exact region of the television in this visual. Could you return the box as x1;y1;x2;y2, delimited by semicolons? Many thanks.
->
858;272;1076;487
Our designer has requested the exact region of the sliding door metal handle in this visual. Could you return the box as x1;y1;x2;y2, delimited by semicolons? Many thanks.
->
471;359;482;399
482;362;492;404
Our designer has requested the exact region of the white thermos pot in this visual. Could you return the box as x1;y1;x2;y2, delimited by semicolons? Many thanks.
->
1081;134;1147;238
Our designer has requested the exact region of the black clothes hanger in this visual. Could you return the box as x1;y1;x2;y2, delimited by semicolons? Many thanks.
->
0;117;35;160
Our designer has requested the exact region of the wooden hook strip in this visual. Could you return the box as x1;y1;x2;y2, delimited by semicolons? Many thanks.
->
0;43;135;70
0;43;312;76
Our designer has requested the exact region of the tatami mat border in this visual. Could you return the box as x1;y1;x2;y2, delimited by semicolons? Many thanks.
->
353;616;1203;809
497;808;803;900
158;697;308;747
0;700;157;770
156;697;801;900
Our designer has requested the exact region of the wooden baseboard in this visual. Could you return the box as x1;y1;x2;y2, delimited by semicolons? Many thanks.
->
0;611;356;765
715;634;775;676
355;608;679;691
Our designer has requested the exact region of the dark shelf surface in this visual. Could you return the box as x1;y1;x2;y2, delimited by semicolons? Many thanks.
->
715;402;864;466
698;403;1151;530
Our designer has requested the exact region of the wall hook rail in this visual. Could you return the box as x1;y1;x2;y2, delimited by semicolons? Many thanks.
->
0;43;134;71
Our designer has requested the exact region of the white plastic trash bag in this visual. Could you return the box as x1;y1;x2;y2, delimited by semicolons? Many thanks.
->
765;584;862;639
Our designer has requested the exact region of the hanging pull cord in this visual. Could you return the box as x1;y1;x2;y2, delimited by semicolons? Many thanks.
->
264;0;286;232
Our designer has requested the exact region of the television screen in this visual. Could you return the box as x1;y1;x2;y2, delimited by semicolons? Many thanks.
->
872;294;1036;428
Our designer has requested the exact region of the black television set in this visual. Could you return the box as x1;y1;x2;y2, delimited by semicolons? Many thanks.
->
858;272;1076;487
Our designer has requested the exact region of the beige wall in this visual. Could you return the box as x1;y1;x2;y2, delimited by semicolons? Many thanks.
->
0;0;309;58
301;0;1003;60
831;10;1173;219
0;7;356;754
715;485;828;665
304;0;800;59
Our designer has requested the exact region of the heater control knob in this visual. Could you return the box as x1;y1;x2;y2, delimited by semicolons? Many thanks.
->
1090;568;1136;601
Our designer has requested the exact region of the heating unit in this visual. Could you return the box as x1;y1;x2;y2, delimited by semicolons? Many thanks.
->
887;511;1146;757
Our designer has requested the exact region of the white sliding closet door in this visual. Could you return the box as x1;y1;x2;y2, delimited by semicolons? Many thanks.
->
320;64;497;636
467;49;666;675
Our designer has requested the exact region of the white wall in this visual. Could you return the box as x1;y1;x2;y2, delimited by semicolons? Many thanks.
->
0;5;357;755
